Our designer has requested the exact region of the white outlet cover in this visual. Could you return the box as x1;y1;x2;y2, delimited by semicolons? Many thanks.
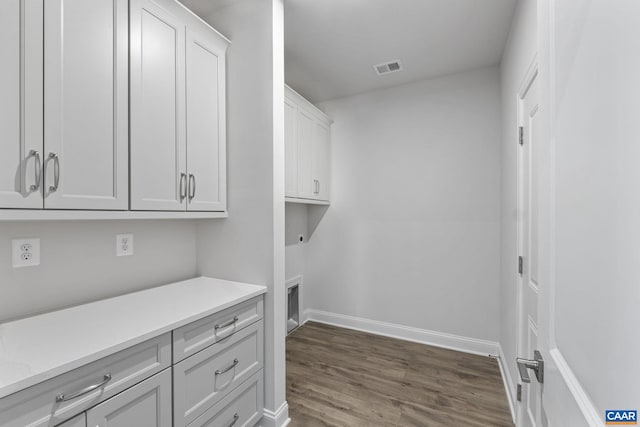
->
116;234;134;257
12;238;40;268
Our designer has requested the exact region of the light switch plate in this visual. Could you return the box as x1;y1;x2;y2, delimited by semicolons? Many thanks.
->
116;234;134;257
12;238;40;268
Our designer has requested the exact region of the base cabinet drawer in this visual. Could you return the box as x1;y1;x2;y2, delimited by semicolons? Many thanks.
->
187;371;263;427
86;368;172;427
173;321;264;427
0;334;171;427
173;296;263;362
56;413;86;427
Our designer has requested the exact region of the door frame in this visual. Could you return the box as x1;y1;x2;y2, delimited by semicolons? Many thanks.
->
515;54;539;426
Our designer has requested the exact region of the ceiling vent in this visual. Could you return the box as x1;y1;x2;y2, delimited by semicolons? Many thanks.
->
374;60;403;76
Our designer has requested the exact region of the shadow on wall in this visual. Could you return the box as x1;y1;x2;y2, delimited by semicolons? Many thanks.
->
284;203;329;246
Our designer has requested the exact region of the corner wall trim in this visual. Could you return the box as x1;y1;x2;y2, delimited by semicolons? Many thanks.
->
550;349;601;427
261;401;290;427
303;309;500;357
498;345;517;424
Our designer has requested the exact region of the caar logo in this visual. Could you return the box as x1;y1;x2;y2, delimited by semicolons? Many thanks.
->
606;410;637;425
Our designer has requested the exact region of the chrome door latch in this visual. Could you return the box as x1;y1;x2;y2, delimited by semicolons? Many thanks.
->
517;350;544;384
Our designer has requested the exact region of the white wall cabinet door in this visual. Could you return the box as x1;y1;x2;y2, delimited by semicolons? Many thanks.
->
86;369;172;427
185;27;227;212
284;98;298;197
44;0;128;210
0;0;43;209
313;122;330;201
130;0;187;211
296;109;316;200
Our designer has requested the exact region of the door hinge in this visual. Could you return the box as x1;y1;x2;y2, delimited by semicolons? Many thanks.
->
519;126;524;145
517;384;522;401
518;256;524;275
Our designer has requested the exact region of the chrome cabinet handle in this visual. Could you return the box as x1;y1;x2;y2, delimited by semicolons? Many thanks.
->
313;179;319;194
55;373;112;402
229;413;239;426
317;180;320;194
29;150;41;191
215;316;238;330
188;174;196;200
215;358;239;375
180;173;187;201
48;152;60;192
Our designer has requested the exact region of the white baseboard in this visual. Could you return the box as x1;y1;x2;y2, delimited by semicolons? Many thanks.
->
303;309;500;357
261;401;290;427
497;345;517;424
549;349;601;427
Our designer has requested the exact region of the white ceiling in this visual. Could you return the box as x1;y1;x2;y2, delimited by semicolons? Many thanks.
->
285;0;516;103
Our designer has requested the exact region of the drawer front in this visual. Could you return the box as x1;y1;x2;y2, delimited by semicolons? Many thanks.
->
174;321;264;427
187;371;263;427
173;296;263;362
86;368;172;427
0;334;171;427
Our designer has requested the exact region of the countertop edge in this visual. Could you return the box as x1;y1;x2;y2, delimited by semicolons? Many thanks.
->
0;278;266;399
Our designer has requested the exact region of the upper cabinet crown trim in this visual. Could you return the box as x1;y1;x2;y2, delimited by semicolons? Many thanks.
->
285;84;333;125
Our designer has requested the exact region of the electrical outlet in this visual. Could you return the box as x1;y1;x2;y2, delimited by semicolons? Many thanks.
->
116;234;134;257
12;238;40;268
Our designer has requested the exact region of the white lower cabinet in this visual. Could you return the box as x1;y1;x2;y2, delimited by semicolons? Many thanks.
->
56;413;86;427
173;321;264;427
86;369;172;427
0;296;264;427
188;372;264;427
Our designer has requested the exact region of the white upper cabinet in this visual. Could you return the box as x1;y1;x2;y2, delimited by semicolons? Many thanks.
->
130;0;228;212
44;0;129;210
185;26;227;212
285;85;332;203
0;0;43;209
284;98;298;197
130;0;186;211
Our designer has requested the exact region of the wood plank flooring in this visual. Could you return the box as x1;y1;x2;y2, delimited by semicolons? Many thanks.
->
286;322;513;427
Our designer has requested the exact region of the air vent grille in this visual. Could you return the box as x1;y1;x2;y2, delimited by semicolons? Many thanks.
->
374;60;403;75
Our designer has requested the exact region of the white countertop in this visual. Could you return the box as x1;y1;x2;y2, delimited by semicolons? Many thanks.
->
0;276;266;399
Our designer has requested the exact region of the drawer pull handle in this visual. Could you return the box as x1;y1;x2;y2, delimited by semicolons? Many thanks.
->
229;413;239;426
55;373;112;402
215;358;239;375
215;316;238;330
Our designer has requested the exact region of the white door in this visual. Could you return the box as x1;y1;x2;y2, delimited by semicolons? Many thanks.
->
284;98;298;197
130;0;186;211
185;27;227;212
57;413;86;427
44;0;128;210
86;369;172;427
296;109;315;200
516;69;547;427
313;121;330;201
0;0;43;209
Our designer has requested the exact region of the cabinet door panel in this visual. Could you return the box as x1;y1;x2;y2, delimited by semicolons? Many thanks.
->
130;0;186;211
44;0;128;210
86;369;172;427
56;413;86;427
296;109;315;199
313;122;330;201
284;98;298;197
0;0;43;208
185;28;226;212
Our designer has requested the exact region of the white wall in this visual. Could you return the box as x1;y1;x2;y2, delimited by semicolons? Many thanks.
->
552;0;640;415
195;0;288;422
498;0;537;405
0;220;197;322
300;67;502;342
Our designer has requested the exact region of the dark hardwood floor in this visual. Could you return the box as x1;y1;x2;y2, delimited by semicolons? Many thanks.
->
286;322;513;427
